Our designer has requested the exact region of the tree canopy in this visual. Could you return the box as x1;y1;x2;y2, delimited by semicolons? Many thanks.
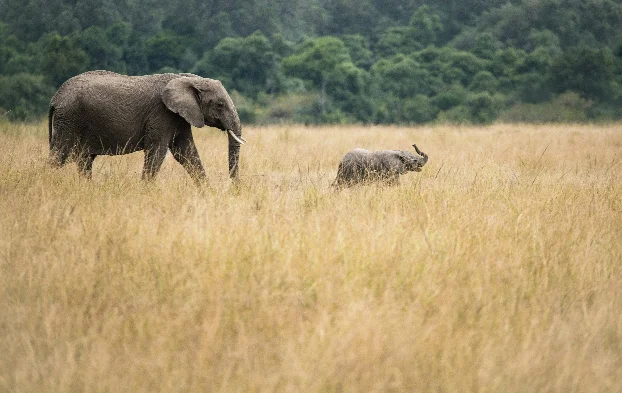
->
1;0;622;123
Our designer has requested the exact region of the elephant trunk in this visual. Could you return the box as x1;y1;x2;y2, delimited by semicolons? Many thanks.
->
412;144;428;165
227;120;243;179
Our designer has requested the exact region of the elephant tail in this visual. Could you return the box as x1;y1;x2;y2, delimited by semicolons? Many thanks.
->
331;162;344;189
48;105;55;149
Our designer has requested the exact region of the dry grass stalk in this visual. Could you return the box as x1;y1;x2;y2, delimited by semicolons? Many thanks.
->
0;122;621;392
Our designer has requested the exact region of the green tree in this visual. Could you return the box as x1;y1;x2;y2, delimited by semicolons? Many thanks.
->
413;46;489;86
326;61;373;122
447;51;489;86
452;30;502;60
371;54;443;99
513;73;552;103
466;92;503;124
490;47;527;78
341;35;374;70
76;25;127;73
40;33;90;86
527;29;562;54
375;26;420;58
193;32;282;97
146;31;186;73
469;71;498;92
0;22;18;74
409;5;444;47
123;31;149;75
283;36;374;120
323;0;377;36
511;45;556;103
400;95;438;124
0;73;55;121
283;37;351;87
431;84;468;111
550;46;616;101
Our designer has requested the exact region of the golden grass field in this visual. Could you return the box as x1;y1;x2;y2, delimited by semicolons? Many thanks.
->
0;121;621;392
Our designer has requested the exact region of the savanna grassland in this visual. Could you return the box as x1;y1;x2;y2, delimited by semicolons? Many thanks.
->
0;122;621;393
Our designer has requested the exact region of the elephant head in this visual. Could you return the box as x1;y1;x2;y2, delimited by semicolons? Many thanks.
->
400;144;428;172
162;76;245;178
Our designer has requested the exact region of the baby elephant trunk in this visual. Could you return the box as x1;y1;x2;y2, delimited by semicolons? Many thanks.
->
412;144;428;165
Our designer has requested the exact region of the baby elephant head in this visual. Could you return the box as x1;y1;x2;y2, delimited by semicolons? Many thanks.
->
400;144;429;172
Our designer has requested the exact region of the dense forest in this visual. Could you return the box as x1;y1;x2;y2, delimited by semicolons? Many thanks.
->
1;0;622;124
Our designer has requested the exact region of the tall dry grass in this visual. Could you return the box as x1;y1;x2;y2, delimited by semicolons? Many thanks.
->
0;122;621;393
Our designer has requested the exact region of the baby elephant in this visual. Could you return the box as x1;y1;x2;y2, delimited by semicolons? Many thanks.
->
332;144;428;188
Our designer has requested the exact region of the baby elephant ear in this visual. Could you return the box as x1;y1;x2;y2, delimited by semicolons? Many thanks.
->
162;77;205;128
396;151;409;163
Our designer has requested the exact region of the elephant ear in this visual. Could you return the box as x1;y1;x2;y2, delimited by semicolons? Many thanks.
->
162;77;205;128
395;151;409;164
394;151;413;171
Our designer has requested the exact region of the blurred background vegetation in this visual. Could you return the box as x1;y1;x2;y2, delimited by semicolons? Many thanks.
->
1;0;622;124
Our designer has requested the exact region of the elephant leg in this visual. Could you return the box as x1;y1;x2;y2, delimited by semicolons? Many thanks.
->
170;131;206;185
49;131;72;168
331;163;345;189
77;154;96;179
142;144;168;181
49;147;70;168
386;173;400;186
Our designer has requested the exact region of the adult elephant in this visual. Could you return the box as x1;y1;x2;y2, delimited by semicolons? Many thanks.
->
48;70;246;184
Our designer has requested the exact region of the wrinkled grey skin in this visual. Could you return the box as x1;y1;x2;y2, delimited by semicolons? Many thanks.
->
332;144;428;188
48;70;243;184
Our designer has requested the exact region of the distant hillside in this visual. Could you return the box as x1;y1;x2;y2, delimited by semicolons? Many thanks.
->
1;0;622;123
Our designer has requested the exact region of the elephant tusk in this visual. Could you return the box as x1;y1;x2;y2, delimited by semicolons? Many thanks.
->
228;130;245;145
239;136;247;143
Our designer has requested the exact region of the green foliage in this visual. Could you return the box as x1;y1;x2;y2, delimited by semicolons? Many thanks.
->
409;6;444;46
447;51;490;86
323;0;378;36
413;46;490;86
2;0;622;123
341;35;374;70
469;71;498;93
0;30;39;76
77;25;127;73
452;30;502;60
550;47;616;101
490;47;527;78
283;37;351;86
466;92;504;124
40;33;89;86
193;32;282;97
512;72;553;104
328;62;373;122
254;93;319;124
123;32;149;75
0;73;55;121
146;31;186;73
499;92;591;123
400;95;439;124
437;105;474;124
431;85;468;111
437;92;504;124
372;54;443;98
527;29;562;54
376;27;421;58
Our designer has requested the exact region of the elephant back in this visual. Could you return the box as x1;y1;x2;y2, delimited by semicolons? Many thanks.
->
51;71;123;108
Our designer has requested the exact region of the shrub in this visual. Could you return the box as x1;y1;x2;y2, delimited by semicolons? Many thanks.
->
0;73;55;121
